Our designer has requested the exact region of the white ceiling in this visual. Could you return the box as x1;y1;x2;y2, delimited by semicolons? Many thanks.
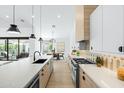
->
0;5;75;39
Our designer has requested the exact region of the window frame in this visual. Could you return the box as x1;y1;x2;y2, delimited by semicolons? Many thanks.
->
0;37;29;61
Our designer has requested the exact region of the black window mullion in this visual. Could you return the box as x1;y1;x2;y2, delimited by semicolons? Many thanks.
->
18;39;20;59
7;39;9;61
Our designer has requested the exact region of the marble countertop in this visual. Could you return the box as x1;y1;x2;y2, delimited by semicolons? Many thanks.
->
0;55;52;88
79;64;124;88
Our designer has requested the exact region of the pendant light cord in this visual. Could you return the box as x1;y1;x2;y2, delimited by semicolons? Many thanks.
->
40;5;41;36
13;5;15;24
32;5;34;34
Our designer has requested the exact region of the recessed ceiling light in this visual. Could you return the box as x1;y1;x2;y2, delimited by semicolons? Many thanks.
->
6;15;9;18
57;15;61;18
32;15;35;18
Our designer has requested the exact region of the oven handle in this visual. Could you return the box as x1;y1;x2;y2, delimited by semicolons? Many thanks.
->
71;60;78;67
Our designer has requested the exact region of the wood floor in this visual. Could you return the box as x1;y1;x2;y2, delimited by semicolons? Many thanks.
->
46;60;75;88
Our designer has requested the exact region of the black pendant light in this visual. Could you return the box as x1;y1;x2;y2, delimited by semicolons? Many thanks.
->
30;5;36;39
38;37;43;41
38;6;43;41
7;5;21;33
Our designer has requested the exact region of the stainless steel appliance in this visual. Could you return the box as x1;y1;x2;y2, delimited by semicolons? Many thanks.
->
71;58;95;88
25;73;39;88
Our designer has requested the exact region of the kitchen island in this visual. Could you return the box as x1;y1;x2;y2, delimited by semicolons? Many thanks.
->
0;55;53;88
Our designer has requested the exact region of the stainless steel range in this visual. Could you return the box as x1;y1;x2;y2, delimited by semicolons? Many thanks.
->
71;58;95;88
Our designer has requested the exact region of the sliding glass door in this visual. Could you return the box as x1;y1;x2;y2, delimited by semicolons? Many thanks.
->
8;39;18;60
0;37;29;61
19;39;29;58
0;39;7;61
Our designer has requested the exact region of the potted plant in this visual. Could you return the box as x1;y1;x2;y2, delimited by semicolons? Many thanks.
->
96;56;103;67
76;51;80;56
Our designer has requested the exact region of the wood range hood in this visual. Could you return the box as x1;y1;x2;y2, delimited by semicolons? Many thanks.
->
75;5;98;42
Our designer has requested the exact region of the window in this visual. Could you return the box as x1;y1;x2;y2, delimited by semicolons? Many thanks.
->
0;37;29;61
19;40;29;58
8;39;18;60
43;40;53;54
0;39;7;61
56;42;65;53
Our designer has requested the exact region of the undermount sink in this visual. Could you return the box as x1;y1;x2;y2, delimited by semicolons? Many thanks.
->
33;59;47;64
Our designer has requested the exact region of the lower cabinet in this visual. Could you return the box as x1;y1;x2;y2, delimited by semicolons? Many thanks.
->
39;60;53;88
68;56;72;70
79;68;98;88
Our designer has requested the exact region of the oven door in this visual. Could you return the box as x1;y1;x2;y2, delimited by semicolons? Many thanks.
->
71;65;77;83
71;60;79;87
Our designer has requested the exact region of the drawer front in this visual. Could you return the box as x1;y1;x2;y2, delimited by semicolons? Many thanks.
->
79;68;98;88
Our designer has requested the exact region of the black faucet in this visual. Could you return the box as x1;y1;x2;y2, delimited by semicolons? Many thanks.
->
34;51;41;61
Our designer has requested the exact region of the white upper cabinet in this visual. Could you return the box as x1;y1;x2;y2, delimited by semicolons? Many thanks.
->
102;5;124;53
90;6;103;51
90;5;124;54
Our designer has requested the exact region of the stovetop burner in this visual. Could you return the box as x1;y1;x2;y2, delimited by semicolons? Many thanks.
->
73;58;95;64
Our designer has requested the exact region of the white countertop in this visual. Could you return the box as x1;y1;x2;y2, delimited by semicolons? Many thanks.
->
0;55;52;88
79;64;124;88
69;54;88;59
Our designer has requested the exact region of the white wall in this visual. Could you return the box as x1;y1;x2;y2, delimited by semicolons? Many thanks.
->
34;5;76;56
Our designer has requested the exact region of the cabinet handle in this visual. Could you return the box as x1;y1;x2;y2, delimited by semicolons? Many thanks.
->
41;73;44;76
82;76;85;80
42;69;44;72
118;46;124;52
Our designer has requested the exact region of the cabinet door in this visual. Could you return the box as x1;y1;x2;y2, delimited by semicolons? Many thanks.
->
79;69;87;88
84;74;98;88
40;66;46;88
79;68;98;88
90;6;103;51
46;62;50;80
102;5;124;53
40;64;48;88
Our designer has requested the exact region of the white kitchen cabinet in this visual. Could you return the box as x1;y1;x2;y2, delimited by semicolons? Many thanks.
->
90;6;103;51
102;5;124;53
90;5;124;53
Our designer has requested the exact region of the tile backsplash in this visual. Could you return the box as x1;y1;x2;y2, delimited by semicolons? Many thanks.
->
87;51;124;72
